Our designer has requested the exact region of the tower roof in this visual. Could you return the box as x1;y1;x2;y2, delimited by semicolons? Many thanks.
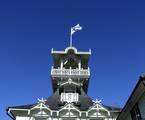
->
51;46;91;55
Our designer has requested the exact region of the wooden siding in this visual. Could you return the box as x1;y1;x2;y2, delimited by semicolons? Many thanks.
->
138;92;145;119
125;114;132;120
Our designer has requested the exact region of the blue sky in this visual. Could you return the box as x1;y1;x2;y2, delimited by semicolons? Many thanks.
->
0;0;145;119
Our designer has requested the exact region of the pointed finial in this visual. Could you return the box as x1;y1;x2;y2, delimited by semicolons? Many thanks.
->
37;97;46;103
92;99;102;104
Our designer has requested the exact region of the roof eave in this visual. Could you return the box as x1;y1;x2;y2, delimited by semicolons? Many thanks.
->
117;75;145;120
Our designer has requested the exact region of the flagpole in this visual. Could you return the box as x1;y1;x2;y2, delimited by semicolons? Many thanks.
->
69;24;82;47
70;28;72;47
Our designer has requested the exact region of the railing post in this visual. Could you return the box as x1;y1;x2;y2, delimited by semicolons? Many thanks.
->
60;59;63;69
88;67;90;76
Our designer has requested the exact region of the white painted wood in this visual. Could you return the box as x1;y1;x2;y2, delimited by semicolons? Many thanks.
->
61;93;79;103
10;46;120;120
51;47;91;55
16;116;32;120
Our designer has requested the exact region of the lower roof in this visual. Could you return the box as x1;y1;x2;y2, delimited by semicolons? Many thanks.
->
7;89;121;112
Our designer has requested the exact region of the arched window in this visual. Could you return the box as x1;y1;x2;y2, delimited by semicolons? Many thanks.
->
63;54;79;69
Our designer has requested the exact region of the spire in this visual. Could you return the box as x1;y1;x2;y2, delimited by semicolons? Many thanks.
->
70;24;82;47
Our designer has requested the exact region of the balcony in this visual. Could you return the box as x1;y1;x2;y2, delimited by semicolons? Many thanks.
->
51;67;90;78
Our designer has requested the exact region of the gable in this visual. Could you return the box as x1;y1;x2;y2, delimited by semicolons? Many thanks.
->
88;103;110;117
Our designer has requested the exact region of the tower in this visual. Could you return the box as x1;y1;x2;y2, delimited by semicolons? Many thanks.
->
7;25;121;120
51;47;91;102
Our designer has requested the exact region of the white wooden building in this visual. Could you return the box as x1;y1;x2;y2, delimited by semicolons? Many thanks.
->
7;46;121;120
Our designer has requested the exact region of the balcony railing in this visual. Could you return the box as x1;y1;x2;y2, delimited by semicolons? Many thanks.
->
51;67;90;78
